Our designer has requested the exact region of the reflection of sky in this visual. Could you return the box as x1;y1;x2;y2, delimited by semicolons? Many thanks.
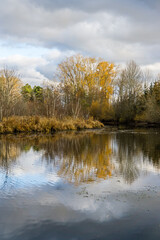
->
0;149;61;191
0;144;160;192
0;134;160;240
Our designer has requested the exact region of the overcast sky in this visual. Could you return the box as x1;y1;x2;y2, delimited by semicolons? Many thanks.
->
0;0;160;85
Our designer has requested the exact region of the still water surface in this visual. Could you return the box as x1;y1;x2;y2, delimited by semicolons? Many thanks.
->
0;128;160;240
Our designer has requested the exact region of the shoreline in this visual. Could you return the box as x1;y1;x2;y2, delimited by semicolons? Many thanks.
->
0;116;104;134
0;117;160;135
102;121;160;128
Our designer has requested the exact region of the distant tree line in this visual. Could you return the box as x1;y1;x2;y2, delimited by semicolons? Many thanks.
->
0;54;160;123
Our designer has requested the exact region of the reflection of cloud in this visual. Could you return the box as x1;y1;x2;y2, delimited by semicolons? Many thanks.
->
137;160;160;174
0;131;160;239
1;173;160;240
0;131;160;188
0;150;60;190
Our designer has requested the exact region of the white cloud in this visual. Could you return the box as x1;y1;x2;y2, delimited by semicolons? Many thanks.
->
0;0;160;84
0;54;48;85
0;48;78;85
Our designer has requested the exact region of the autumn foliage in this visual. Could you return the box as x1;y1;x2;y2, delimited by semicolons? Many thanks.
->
0;116;103;134
0;55;160;132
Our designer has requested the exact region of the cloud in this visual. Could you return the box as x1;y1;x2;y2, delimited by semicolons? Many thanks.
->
0;54;47;85
37;48;76;80
0;48;77;85
0;0;160;84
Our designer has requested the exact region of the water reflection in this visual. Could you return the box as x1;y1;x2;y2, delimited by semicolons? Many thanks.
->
0;129;160;240
0;129;160;186
113;130;160;183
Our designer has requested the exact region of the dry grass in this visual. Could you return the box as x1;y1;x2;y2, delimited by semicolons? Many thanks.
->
0;116;104;134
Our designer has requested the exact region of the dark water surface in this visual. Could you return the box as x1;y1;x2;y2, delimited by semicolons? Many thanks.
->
0;128;160;240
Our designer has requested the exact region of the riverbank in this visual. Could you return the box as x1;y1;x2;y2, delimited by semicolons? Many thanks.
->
0;116;104;134
102;120;160;128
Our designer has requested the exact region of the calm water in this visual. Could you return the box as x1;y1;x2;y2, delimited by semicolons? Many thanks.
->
0;128;160;240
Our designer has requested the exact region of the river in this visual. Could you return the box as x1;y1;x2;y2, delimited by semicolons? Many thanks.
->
0;127;160;240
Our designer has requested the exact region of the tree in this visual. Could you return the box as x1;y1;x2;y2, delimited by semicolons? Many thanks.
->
114;61;143;122
56;54;116;118
0;68;22;120
43;84;62;117
21;84;33;101
144;79;160;122
33;86;43;102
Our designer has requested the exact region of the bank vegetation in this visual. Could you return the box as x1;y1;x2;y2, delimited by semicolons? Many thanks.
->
0;54;160;133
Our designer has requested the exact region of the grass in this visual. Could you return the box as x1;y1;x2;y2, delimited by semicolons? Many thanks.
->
0;116;104;134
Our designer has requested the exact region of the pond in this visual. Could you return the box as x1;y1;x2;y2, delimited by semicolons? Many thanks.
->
0;127;160;240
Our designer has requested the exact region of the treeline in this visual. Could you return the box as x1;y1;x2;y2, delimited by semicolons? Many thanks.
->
0;54;160;124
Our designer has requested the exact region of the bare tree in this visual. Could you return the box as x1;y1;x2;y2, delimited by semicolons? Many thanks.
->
114;61;143;122
0;68;22;120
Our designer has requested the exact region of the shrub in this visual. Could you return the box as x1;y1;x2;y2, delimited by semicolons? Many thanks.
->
0;116;104;134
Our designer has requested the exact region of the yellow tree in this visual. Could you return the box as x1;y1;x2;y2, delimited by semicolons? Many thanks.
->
0;68;22;120
95;61;115;100
57;54;96;117
90;61;116;120
56;54;116;118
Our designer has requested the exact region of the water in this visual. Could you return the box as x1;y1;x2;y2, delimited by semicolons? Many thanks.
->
0;128;160;240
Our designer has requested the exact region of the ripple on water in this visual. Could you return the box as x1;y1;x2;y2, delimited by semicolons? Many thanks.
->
0;130;160;240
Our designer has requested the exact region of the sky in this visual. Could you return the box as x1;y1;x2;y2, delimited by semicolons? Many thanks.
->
0;0;160;85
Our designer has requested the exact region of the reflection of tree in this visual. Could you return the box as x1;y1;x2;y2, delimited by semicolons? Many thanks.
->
0;138;21;165
0;132;113;185
0;136;21;188
113;133;140;184
113;130;160;183
0;129;160;185
33;132;113;184
135;130;160;167
55;134;113;184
